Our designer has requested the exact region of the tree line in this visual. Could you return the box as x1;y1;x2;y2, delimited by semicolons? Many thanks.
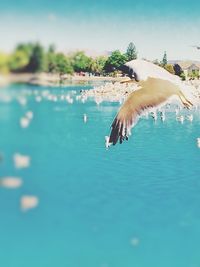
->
0;42;185;79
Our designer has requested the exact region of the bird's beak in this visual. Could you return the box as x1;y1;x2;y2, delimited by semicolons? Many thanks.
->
120;79;135;84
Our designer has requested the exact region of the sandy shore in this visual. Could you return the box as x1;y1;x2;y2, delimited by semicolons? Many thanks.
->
0;75;8;87
0;73;125;87
2;73;200;106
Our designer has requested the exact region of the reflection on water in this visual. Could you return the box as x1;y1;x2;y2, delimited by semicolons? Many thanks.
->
0;83;200;267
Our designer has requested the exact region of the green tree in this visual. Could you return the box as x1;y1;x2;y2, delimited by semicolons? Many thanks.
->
48;44;56;54
89;56;107;75
25;43;46;72
9;50;29;72
16;43;35;58
190;69;199;79
47;54;56;73
8;42;35;72
46;51;57;73
88;59;97;75
126;42;137;61
55;53;74;76
71;51;92;73
104;50;127;73
164;64;175;74
180;72;186;81
161;51;167;66
0;53;10;73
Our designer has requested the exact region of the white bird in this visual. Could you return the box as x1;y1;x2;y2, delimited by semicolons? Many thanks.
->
175;108;180;115
176;115;184;124
20;195;39;212
150;110;157;121
160;111;166;122
197;138;200;148
26;111;33;120
20;117;30;128
18;96;27;106
120;59;180;83
105;136;111;149
83;113;87;123
66;95;73;104
186;114;193;122
35;95;42;102
0;177;23;189
13;153;30;169
108;60;195;146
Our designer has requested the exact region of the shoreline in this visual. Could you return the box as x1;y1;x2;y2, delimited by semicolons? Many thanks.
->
0;73;126;87
1;73;200;106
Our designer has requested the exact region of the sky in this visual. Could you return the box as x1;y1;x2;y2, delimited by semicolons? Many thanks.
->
1;0;200;60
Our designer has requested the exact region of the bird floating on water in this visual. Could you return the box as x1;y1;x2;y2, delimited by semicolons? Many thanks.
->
20;195;39;212
20;117;30;128
83;113;87;123
197;138;200;148
176;115;184;124
13;153;30;169
0;177;23;189
150;110;157;121
160;111;166;122
107;59;195;147
186;114;193;122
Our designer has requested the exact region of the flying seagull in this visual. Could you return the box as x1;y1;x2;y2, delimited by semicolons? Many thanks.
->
119;59;180;83
191;45;200;50
108;60;194;146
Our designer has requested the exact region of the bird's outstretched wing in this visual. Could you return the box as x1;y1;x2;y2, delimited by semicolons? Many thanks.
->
109;77;180;145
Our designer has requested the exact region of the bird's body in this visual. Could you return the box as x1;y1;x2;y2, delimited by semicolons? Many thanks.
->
108;59;195;146
124;59;180;83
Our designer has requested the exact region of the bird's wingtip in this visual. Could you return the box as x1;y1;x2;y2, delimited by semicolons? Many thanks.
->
108;118;130;146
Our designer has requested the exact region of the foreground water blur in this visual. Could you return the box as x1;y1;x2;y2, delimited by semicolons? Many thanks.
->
0;83;200;267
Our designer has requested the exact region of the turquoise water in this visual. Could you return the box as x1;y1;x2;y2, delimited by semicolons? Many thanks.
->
0;83;200;267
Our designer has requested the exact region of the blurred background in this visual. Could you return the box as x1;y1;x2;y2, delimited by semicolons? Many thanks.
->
1;1;200;267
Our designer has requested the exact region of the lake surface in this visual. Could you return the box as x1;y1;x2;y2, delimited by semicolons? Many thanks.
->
0;83;200;267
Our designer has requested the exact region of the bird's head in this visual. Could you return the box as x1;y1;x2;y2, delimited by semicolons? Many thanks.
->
118;64;139;81
118;64;130;74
